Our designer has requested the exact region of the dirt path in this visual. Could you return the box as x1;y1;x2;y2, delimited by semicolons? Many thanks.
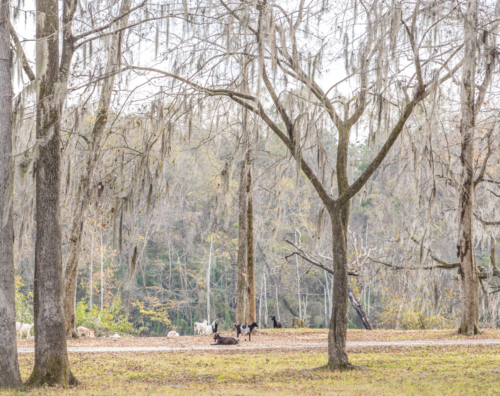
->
17;338;500;354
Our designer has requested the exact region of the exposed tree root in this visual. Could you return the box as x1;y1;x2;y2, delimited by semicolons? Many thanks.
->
458;324;481;335
27;358;80;388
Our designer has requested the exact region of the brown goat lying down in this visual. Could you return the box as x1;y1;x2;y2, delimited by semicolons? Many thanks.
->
212;333;238;345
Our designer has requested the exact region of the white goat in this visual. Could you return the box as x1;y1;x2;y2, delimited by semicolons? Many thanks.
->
16;322;22;338
204;320;218;336
19;323;33;340
167;331;179;337
194;319;208;336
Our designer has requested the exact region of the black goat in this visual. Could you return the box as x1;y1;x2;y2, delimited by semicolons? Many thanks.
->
270;316;282;328
234;322;258;341
212;333;238;345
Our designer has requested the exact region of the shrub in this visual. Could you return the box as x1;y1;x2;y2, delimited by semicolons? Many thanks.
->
75;296;139;336
130;297;171;336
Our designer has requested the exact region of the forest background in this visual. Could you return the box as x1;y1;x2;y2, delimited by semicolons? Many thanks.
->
8;0;500;339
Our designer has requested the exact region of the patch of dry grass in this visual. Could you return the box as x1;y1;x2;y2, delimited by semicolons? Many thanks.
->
3;343;500;395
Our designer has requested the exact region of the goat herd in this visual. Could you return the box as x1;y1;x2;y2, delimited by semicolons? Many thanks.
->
15;316;284;343
189;316;283;346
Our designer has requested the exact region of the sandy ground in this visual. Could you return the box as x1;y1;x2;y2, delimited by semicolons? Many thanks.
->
16;328;500;354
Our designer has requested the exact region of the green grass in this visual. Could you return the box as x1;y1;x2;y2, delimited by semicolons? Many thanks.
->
3;345;500;395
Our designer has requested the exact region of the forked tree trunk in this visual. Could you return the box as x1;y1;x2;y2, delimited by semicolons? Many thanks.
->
235;153;249;324
325;118;356;369
0;1;23;386
458;0;480;335
247;165;256;323
28;0;78;386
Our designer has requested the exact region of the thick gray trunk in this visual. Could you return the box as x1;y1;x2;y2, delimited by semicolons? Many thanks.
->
28;0;77;386
327;208;353;370
458;0;479;335
0;1;23;387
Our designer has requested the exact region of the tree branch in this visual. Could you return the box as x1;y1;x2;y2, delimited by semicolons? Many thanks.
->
283;240;359;276
337;58;462;206
73;0;148;41
10;23;35;82
410;236;460;268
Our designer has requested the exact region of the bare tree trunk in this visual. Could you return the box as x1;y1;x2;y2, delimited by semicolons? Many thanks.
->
491;237;500;280
0;2;23;386
28;0;78;386
235;152;249;324
324;271;332;322
264;273;268;327
207;237;212;323
62;0;133;336
295;233;302;321
395;247;411;330
89;226;95;311
122;245;137;313
247;166;256;323
303;292;308;324
100;231;104;315
458;0;480;335
326;207;354;370
324;287;328;327
367;286;370;318
258;275;263;328
275;284;280;321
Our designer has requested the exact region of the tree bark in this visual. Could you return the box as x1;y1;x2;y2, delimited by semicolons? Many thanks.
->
0;1;23;387
246;165;256;323
325;119;356;369
458;0;480;336
122;245;137;313
28;0;78;386
326;208;354;370
235;152;249;325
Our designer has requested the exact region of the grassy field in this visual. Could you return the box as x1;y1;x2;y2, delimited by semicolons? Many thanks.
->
3;343;500;395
